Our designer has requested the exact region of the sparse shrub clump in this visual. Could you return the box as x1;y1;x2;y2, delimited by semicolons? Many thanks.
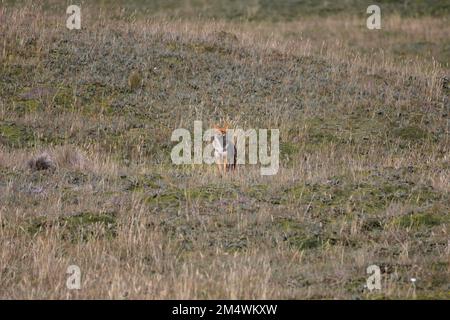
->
27;152;56;171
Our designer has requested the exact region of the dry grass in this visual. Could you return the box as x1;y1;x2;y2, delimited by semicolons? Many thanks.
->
0;2;449;299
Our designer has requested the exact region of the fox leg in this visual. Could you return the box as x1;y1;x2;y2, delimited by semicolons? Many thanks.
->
216;160;222;175
235;146;237;170
232;148;237;171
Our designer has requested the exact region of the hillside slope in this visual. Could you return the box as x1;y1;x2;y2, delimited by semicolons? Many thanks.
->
0;5;448;299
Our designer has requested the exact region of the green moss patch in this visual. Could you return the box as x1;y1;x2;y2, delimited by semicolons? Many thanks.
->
0;121;35;148
27;212;117;242
394;212;447;229
393;126;429;141
146;184;239;207
275;218;324;250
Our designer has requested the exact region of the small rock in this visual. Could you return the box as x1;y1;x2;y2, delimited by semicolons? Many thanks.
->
128;71;142;91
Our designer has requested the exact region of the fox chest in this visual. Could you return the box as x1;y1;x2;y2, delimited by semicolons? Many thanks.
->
213;136;234;158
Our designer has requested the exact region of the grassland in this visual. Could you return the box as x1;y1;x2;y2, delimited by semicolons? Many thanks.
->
0;1;449;299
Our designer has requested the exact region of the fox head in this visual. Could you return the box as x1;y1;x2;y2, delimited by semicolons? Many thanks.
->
213;123;229;135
